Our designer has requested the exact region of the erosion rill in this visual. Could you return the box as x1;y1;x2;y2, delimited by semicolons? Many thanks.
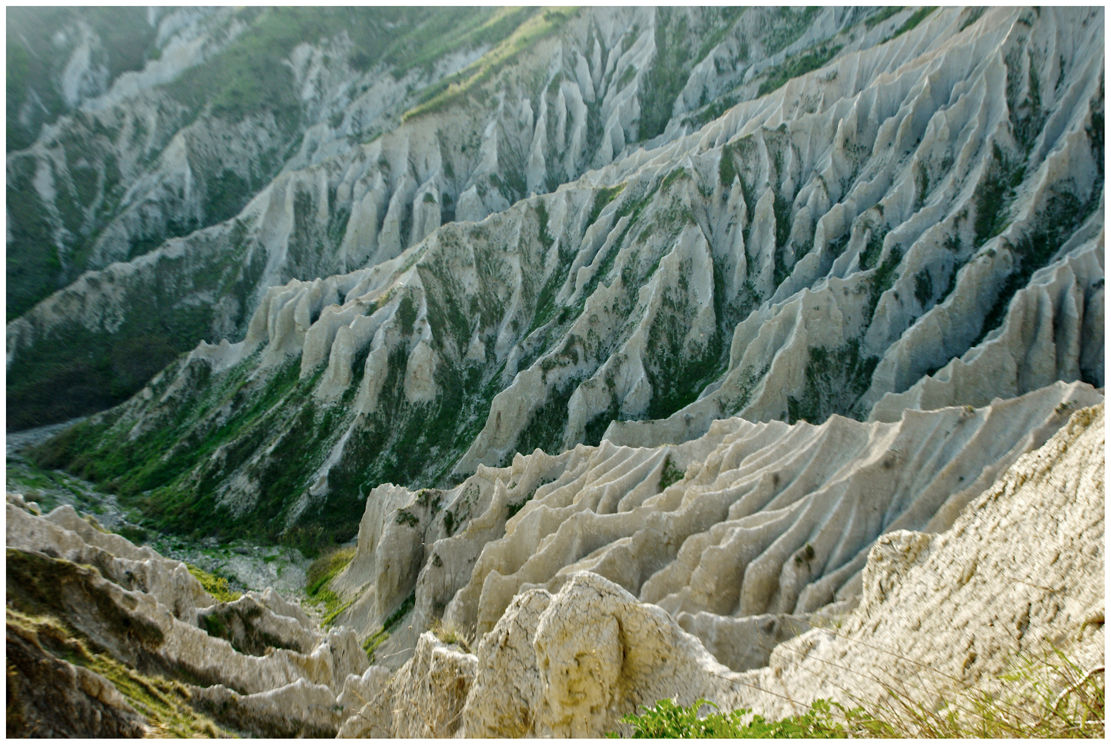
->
6;7;1104;738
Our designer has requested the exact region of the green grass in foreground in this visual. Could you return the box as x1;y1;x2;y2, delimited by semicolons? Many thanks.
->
612;650;1105;738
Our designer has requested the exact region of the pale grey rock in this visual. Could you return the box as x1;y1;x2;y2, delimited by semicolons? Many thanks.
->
7;502;214;624
337;632;475;738
732;402;1106;721
333;380;1100;675
461;589;550;738
190;679;342;738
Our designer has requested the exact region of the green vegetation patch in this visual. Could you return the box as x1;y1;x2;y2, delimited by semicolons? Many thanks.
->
761;7;821;56
28;354;347;548
865;7;904;30
638;9;693;141
612;650;1106;739
361;590;416;663
759;42;842;97
973;143;1025;247
186;565;241;603
972;184;1101;352
887;7;936;42
786;339;879;424
302;547;356;626
402;8;575;122
614;697;882;738
659;455;685;490
588;183;627;226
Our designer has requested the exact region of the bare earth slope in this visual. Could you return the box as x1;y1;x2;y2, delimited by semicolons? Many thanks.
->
12;400;1099;737
9;6;828;428
337;401;1105;736
30;8;1104;554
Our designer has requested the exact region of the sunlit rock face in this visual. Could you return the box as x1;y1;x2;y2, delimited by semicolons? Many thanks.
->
337;402;1105;737
327;380;1099;672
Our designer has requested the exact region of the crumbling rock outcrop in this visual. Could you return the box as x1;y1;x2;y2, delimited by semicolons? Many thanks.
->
331;380;1100;673
349;401;1103;737
337;573;741;738
4;495;368;737
337;632;476;738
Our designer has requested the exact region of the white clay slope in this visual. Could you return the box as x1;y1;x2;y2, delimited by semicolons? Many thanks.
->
9;7;797;398
335;399;1104;737
58;6;1103;533
731;400;1105;721
330;380;1101;671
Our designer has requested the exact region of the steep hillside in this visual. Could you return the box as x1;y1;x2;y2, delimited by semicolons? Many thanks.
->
9;5;801;428
320;381;1102;669
30;7;1104;556
8;392;1102;737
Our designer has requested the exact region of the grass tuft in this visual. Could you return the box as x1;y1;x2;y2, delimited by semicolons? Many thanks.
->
305;546;356;626
610;648;1104;738
186;564;241;603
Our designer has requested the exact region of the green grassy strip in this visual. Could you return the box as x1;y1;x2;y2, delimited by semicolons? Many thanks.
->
186;565;241;603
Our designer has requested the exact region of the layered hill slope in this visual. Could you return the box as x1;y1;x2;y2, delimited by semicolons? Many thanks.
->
326;380;1100;670
335;400;1107;737
5;493;370;737
9;396;1102;737
32;7;1105;553
733;402;1105;723
9;5;835;428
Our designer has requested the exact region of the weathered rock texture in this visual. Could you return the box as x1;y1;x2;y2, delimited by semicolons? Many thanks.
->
4;494;369;737
327;379;1099;672
31;8;1103;554
732;401;1105;720
5;618;149;737
335;401;1103;736
9;6;782;428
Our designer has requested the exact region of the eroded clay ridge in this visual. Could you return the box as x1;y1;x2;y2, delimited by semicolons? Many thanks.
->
339;400;1106;737
9;393;1103;737
36;7;1104;543
9;6;855;427
327;380;1100;673
5;493;373;737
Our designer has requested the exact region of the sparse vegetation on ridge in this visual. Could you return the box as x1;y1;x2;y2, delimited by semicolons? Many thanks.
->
187;564;241;603
7;608;227;738
304;546;356;626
